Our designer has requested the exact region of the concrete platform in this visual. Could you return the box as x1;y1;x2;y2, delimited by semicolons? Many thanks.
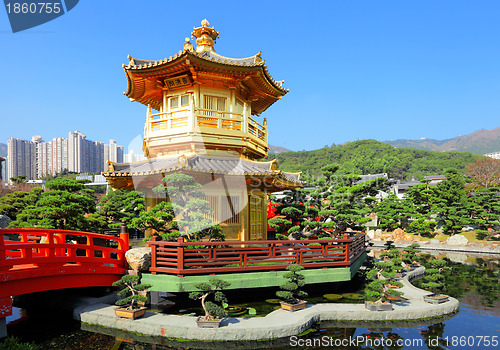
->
75;267;459;341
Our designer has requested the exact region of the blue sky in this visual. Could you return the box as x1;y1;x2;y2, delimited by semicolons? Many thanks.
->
1;0;499;153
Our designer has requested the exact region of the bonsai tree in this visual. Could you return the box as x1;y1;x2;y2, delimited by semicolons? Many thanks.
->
379;242;404;276
365;269;404;303
421;259;448;296
276;264;308;304
365;245;405;303
189;277;231;321
113;275;151;310
402;243;421;266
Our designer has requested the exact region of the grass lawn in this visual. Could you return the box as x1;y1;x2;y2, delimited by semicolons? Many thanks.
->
404;231;499;244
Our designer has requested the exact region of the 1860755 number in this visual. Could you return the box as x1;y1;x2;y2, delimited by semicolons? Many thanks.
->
5;2;62;14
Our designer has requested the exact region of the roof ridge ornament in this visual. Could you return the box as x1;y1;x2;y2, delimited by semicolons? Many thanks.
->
184;37;193;52
192;19;219;53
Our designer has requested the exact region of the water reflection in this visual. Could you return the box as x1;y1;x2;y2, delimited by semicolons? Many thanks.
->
4;254;499;350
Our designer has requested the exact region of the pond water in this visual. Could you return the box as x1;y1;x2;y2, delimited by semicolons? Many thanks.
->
4;252;499;350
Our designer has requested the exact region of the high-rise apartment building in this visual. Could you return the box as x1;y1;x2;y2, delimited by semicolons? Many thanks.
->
104;139;124;166
0;156;5;181
7;137;36;180
7;132;124;180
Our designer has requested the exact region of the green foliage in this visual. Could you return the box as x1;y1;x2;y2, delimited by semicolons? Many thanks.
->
402;243;421;264
268;218;293;235
130;201;176;235
375;168;500;236
365;245;405;302
113;274;151;310
189;277;230;321
276;264;308;304
270;139;479;180
7;179;96;230
0;337;37;350
303;164;390;234
145;173;225;242
375;194;411;231
0;188;43;220
421;259;449;294
87;189;144;232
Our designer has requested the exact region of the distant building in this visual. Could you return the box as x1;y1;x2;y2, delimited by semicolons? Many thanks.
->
124;150;145;163
354;173;388;185
104;139;124;166
7;132;124;181
0;156;4;181
423;175;447;186
394;178;422;198
8;137;36;180
484;151;500;160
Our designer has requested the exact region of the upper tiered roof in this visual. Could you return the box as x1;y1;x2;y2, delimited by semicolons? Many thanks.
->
123;20;288;115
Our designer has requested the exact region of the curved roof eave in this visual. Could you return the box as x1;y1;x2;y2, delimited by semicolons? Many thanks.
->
124;50;288;95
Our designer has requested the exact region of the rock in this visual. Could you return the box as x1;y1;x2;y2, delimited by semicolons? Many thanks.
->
125;247;152;272
446;253;467;263
446;234;468;246
367;230;375;240
413;236;421;242
380;233;394;241
0;215;11;229
430;239;440;245
393;228;405;241
374;229;382;239
462;225;477;232
404;234;413;241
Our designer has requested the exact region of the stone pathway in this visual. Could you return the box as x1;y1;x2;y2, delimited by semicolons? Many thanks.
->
369;240;500;255
75;267;459;341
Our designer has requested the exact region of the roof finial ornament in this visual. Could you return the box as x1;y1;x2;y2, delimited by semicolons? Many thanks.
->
183;37;193;52
192;19;219;53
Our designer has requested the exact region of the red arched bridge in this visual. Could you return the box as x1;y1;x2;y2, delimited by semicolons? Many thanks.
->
0;228;128;323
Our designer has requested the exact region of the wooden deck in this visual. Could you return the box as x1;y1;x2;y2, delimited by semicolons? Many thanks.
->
148;233;366;277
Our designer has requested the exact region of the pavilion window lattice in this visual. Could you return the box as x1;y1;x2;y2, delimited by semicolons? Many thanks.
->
203;95;226;116
199;194;240;225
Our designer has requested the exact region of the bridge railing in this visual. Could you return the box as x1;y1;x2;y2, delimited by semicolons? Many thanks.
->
0;228;129;271
148;233;366;276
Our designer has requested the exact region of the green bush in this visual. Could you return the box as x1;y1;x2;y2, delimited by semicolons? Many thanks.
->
276;264;308;304
0;337;36;350
189;277;230;321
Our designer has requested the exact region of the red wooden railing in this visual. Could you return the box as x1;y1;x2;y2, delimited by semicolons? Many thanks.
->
0;228;129;300
148;233;366;276
0;228;128;269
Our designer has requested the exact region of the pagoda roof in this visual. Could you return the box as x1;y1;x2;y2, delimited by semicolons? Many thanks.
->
123;49;288;115
103;154;302;191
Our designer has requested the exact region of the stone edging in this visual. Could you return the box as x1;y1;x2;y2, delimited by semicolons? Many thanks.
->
369;240;500;255
75;266;459;341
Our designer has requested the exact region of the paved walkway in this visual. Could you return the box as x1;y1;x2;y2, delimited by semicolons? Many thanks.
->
370;240;500;255
74;267;459;341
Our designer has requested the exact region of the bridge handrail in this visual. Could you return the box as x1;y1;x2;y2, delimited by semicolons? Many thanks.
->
147;233;366;276
0;228;129;270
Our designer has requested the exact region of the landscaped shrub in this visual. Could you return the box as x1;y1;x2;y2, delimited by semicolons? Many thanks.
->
276;264;308;304
189;277;231;321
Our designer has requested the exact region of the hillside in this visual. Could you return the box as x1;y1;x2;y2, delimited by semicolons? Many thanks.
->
268;139;480;180
384;127;500;154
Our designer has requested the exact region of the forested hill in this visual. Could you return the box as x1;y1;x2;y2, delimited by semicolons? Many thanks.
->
267;139;480;180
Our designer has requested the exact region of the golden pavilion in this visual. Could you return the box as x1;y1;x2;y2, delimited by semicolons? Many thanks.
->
103;20;302;241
